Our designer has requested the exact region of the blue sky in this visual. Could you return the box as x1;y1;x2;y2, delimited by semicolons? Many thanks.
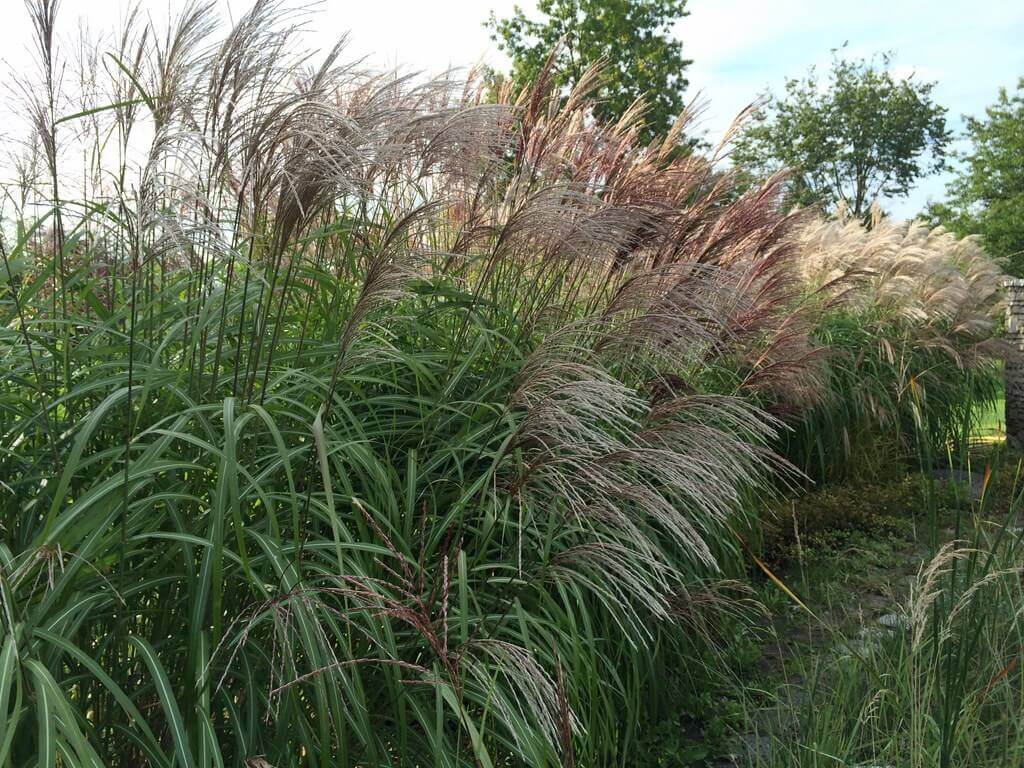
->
3;0;1022;219
678;0;1024;217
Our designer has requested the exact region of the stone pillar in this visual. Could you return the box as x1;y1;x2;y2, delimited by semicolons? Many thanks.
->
1005;279;1024;449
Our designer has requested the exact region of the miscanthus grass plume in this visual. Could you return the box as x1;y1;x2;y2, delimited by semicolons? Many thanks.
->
0;1;1006;766
783;209;1005;482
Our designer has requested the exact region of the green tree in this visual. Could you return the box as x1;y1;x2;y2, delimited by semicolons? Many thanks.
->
926;79;1024;273
733;52;951;219
486;0;691;144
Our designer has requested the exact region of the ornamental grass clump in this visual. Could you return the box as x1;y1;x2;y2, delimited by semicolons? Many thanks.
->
784;210;1005;482
0;2;817;765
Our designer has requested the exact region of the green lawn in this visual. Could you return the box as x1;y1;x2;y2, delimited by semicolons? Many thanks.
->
976;395;1006;441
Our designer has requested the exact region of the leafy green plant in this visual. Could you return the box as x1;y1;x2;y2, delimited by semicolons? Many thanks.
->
758;475;937;568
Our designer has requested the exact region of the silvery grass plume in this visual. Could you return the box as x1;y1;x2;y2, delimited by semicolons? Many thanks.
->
782;209;1005;480
795;209;1005;361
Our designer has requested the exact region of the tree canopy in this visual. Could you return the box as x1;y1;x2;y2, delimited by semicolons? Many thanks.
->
733;52;951;219
926;79;1024;274
486;0;691;144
